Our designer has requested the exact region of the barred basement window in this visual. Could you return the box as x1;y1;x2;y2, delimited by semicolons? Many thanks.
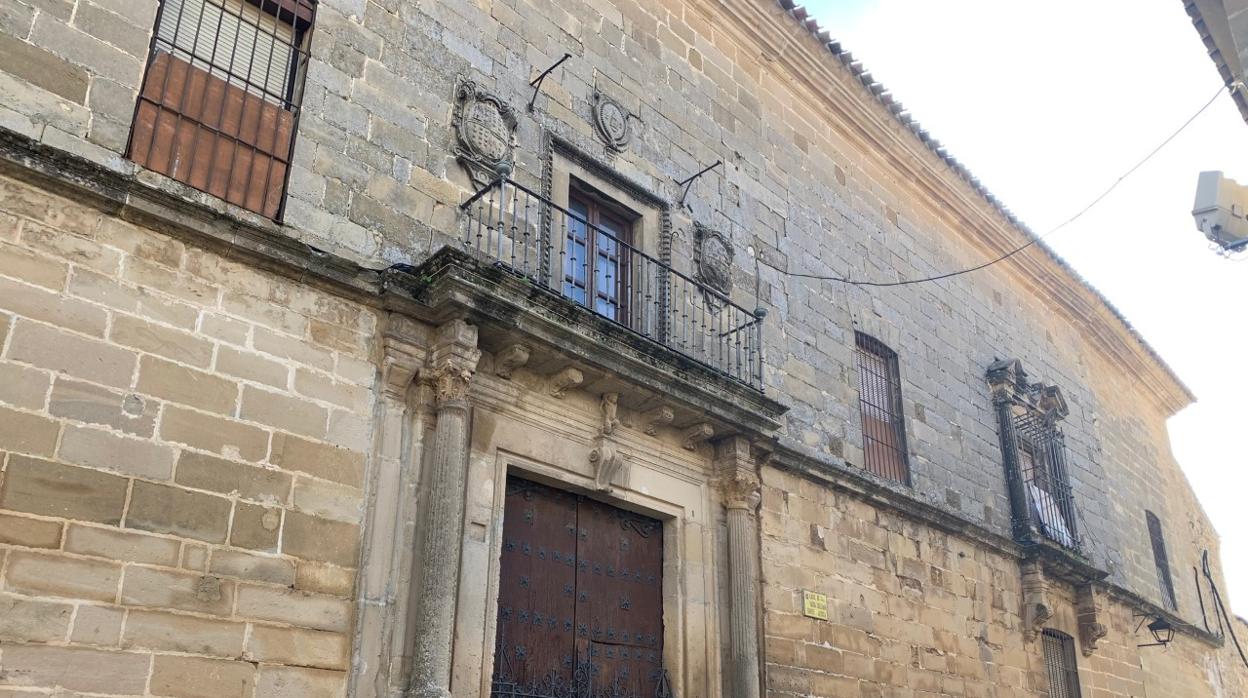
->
1146;510;1178;611
127;0;316;219
854;333;910;484
1042;629;1082;698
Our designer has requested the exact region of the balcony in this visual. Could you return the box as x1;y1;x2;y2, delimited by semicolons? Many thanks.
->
459;178;765;392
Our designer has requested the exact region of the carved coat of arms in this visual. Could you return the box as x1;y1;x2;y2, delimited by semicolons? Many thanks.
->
592;89;631;151
452;81;518;186
693;222;734;307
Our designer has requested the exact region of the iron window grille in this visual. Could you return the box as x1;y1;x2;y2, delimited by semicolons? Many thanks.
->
1041;629;1083;698
1146;510;1179;611
460;177;765;391
127;0;316;219
854;333;910;485
986;359;1084;554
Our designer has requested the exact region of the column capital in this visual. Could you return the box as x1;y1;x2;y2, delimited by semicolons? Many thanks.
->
722;472;762;512
429;319;481;408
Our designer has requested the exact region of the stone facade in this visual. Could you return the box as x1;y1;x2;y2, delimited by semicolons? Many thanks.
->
0;0;1244;696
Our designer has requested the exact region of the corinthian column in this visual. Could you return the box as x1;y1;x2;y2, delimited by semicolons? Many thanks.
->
715;436;762;698
408;319;480;698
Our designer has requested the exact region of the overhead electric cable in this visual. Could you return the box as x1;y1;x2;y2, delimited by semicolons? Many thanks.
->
760;83;1228;288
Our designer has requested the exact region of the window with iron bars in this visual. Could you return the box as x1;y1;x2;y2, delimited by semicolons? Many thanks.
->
1013;412;1080;551
1145;510;1178;611
854;333;910;485
127;0;316;219
1041;629;1082;698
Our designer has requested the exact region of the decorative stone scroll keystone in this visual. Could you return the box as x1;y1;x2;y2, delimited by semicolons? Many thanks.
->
549;367;583;398
590;394;626;491
643;405;674;436
682;422;714;450
589;439;627;492
1021;559;1053;642
494;343;531;379
1076;583;1108;656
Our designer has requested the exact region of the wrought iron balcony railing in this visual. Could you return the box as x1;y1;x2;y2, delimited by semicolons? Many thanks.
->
460;178;765;391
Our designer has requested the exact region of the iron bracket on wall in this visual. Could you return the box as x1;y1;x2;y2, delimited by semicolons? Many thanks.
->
676;160;721;207
528;53;572;112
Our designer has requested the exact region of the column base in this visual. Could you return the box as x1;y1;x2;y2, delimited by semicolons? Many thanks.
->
407;685;452;698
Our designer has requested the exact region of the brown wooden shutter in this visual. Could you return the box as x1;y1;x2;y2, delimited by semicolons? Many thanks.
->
128;0;312;219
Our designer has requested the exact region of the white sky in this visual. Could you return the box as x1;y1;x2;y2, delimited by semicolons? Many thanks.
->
802;0;1248;616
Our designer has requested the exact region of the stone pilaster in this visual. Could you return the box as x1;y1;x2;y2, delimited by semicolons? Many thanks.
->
351;316;428;698
715;436;762;698
408;319;480;698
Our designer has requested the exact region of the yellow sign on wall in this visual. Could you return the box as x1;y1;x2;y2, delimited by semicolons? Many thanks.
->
802;590;828;620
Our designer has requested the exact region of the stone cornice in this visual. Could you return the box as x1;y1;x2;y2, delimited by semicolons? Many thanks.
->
701;0;1195;415
390;247;789;436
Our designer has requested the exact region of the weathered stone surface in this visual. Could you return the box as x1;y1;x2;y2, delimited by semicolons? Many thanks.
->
58;423;175;480
4;550;120;602
235;585;351;632
292;477;362;522
229;502;282;552
0;511;62;548
149;655;256;698
70;603;125;646
240;385;329;439
253;665;345;698
125;481;232;543
215;345;290;389
175;451;292;503
282;510;360;568
0;32;87;102
0;595;73;642
0;360;50;410
64;523;181;566
119;566;235;616
0;404;59;456
0;274;107;335
137;355;239;415
0;455;128;524
49;377;158;436
122;609;246;657
270;432;365;487
6;319;137;388
160;405;270;462
111;314;214;367
245;624;349;670
294;561;355;597
209;549;296;585
0;645;150;694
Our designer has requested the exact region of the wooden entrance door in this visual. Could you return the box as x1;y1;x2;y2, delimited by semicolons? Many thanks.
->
492;476;667;698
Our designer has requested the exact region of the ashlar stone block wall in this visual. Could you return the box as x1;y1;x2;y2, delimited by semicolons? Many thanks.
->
758;465;1248;698
0;172;377;696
